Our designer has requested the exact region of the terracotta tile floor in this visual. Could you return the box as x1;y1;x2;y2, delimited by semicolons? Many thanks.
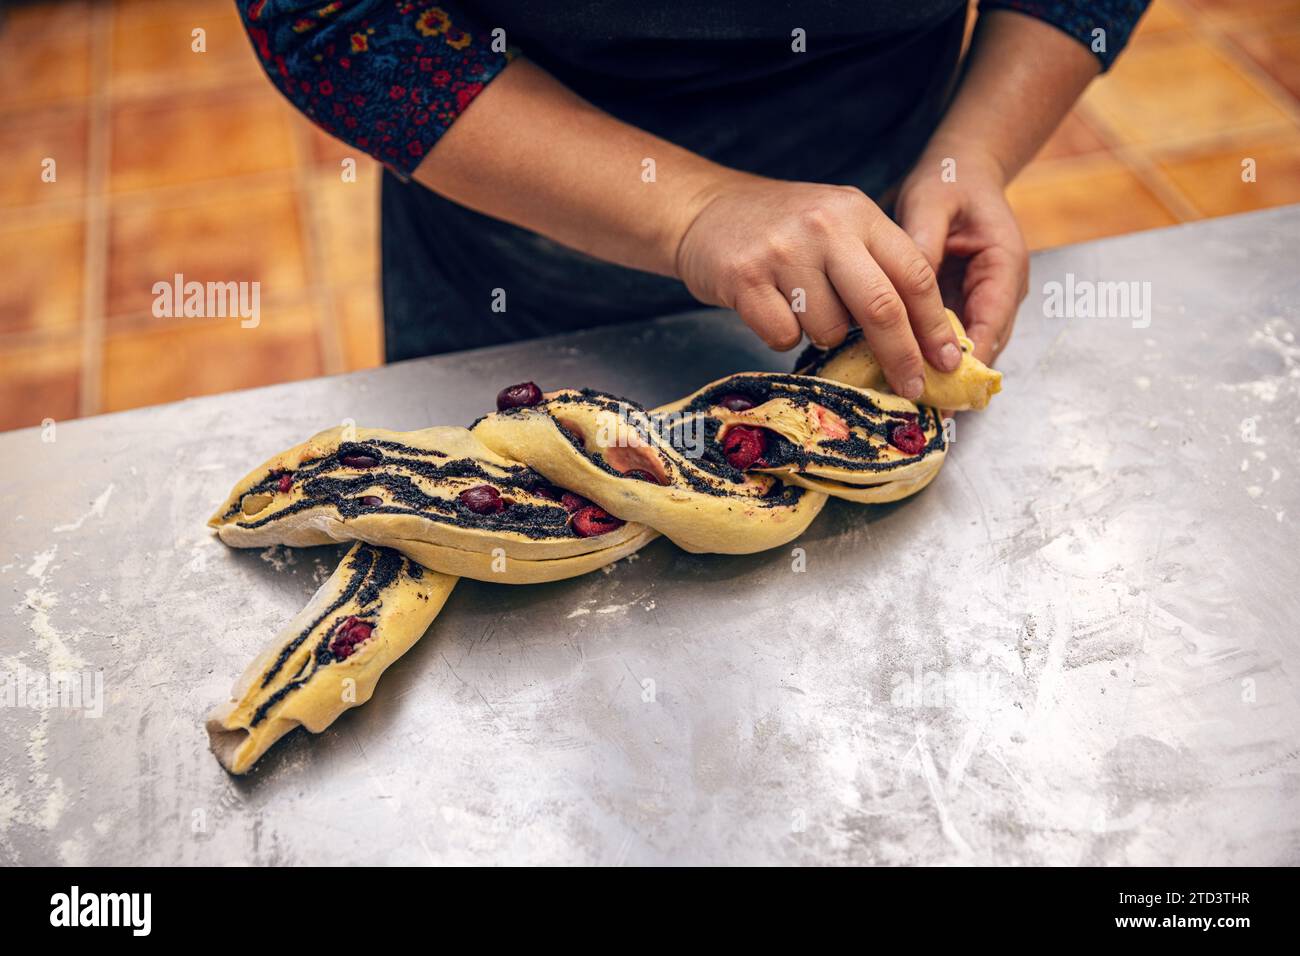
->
2;0;1299;431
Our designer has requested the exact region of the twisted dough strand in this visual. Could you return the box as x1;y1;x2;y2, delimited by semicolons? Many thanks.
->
207;310;1000;773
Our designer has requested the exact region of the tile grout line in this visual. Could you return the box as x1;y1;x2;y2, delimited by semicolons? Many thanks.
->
1024;104;1204;223
1071;0;1300;227
1148;0;1300;220
288;118;346;375
77;0;113;419
1196;19;1300;129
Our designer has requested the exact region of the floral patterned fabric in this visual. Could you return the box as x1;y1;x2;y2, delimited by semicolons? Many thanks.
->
234;1;1146;176
234;1;511;174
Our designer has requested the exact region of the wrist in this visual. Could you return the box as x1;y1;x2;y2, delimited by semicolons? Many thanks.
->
667;165;763;283
912;134;1011;190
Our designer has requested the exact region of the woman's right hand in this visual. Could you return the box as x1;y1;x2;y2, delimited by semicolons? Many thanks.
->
674;175;961;400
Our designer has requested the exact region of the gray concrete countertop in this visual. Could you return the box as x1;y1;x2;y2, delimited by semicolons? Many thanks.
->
2;206;1298;866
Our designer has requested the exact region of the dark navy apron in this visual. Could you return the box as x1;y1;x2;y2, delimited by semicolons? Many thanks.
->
381;1;968;361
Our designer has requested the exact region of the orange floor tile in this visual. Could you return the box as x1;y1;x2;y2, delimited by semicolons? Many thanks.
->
0;104;88;208
1007;154;1181;249
101;303;323;411
0;1;92;111
0;336;83;432
0;213;86;338
106;179;309;323
1153;125;1300;217
1;0;1299;430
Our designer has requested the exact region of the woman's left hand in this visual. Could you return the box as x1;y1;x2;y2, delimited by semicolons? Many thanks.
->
895;147;1028;366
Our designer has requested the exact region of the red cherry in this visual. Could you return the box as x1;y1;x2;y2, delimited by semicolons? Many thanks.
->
459;484;505;514
722;425;770;470
276;472;293;493
560;492;590;513
717;393;756;412
888;422;927;455
496;381;543;411
359;495;383;507
571;505;625;537
341;453;379;468
330;616;374;660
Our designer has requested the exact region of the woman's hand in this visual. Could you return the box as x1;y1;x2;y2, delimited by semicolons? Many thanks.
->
674;175;964;401
895;147;1028;366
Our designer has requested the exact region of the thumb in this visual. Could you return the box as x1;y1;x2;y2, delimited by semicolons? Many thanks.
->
897;193;953;273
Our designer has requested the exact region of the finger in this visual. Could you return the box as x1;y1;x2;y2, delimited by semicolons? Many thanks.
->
780;271;852;349
961;243;1027;364
896;190;952;273
734;282;803;352
869;218;961;372
825;245;926;399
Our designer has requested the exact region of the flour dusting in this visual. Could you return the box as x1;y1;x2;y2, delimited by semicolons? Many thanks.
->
53;484;115;534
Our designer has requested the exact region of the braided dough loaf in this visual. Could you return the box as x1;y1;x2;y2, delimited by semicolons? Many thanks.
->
206;309;998;773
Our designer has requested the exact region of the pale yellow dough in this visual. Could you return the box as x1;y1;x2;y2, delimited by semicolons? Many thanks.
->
471;392;828;555
799;308;1002;411
207;309;999;774
207;542;456;774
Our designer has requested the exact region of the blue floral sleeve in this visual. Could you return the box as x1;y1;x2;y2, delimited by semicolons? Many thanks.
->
234;1;513;174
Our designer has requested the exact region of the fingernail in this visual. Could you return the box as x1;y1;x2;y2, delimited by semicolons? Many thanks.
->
903;377;925;401
939;343;961;371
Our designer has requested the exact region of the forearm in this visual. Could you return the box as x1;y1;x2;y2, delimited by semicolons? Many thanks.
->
919;9;1100;184
412;58;742;278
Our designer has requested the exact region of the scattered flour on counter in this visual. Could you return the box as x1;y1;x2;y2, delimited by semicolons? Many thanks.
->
58;838;87;866
27;712;49;773
38;778;67;831
0;781;19;823
311;559;331;585
1231;379;1282;403
26;547;57;581
599;553;640;575
260;545;297;571
1247;486;1263;499
21;588;85;671
1218;320;1300;405
52;484;115;534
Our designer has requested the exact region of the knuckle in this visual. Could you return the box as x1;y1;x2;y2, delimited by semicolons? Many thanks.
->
832;185;869;206
722;254;768;292
862;287;905;329
899;257;938;300
763;231;801;266
829;186;872;222
799;204;837;237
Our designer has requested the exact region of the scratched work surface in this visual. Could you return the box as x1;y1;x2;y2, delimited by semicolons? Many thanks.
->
2;207;1299;866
